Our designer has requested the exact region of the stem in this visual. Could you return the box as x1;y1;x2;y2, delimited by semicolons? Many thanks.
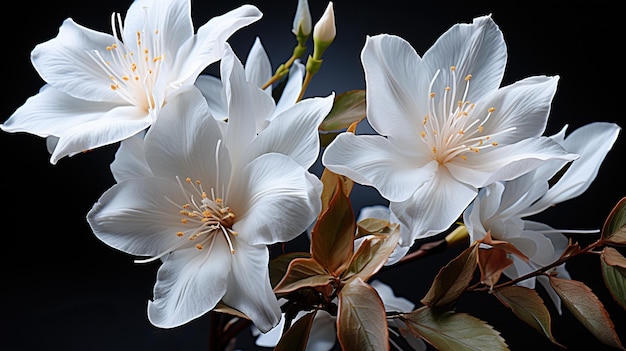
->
470;238;606;292
261;55;296;90
208;310;254;351
220;318;252;348
261;43;307;90
208;311;221;350
297;70;314;102
382;225;469;271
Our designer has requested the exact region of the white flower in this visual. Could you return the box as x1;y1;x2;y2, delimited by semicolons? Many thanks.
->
195;37;305;134
322;15;578;250
1;0;261;164
87;45;334;331
463;122;620;312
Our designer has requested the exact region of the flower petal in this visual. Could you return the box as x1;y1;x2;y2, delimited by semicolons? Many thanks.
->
447;136;578;188
323;132;437;202
371;280;414;312
123;0;192;55
246;94;334;168
232;153;322;245
391;167;477;241
508;233;554;266
87;177;193;257
31;19;124;103
504;255;536;289
171;4;262;86
143;87;229;186
110;132;152;182
464;183;506;242
524;220;570;257
195;74;228;120
361;34;423;144
222;240;281;333
357;205;391;222
49;105;150;164
536;274;563;315
274;59;305;117
2;85;120;137
221;45;275;158
245;37;272;91
147;242;232;328
307;310;337;351
254;313;286;347
1;84;153;164
525;122;621;215
385;244;410;266
474;76;560;143
420;15;506;103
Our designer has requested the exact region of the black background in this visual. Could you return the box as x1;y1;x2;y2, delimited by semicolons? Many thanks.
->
1;1;624;350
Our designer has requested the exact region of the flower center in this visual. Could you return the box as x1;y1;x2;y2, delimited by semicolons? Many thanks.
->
174;176;238;253
419;66;515;164
134;139;237;264
88;10;165;118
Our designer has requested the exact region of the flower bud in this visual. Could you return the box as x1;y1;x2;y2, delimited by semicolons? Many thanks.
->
292;0;312;39
312;1;335;60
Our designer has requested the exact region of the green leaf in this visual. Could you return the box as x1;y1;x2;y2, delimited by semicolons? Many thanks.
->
274;310;317;351
401;306;509;351
421;243;479;308
602;196;626;244
269;252;311;288
337;277;389;351
273;257;333;294
344;223;400;281
492;285;564;347
319;90;366;131
311;181;355;275
320;130;341;148
601;247;626;310
549;276;625;350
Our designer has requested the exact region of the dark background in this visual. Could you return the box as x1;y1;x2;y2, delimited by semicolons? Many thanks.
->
1;1;624;350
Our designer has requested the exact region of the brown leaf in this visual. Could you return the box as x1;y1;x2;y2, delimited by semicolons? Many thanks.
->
479;230;528;262
477;246;513;288
601;247;626;310
603;247;626;269
274;310;317;351
356;218;393;237
311;181;355;275
344;223;400;281
421;243;479;308
549;276;625;349
492;285;564;347
269;252;311;288
602;197;626;244
401;306;509;351
320;168;354;213
558;239;583;260
273;257;333;294
337;277;389;351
